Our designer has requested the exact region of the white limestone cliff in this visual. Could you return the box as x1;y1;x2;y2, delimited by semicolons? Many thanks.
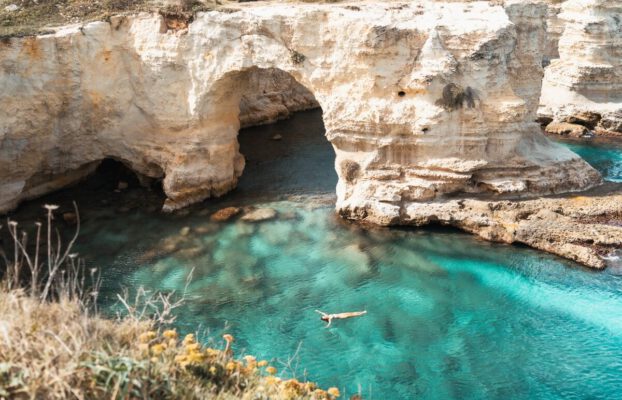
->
539;0;622;134
543;0;566;64
1;0;618;267
239;68;319;128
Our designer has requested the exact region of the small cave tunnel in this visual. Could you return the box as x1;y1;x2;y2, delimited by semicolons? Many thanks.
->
76;158;166;212
70;158;163;199
231;68;338;199
11;158;166;223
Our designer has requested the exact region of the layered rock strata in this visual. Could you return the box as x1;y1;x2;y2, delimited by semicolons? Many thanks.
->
539;0;622;135
351;187;622;269
543;0;567;65
239;68;319;128
0;1;614;266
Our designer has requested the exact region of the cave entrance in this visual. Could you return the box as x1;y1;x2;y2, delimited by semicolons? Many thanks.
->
231;68;338;200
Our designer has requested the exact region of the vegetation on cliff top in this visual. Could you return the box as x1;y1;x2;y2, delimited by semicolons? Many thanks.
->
0;207;341;399
0;0;346;38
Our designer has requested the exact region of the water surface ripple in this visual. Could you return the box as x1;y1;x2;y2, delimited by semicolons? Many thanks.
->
9;111;622;399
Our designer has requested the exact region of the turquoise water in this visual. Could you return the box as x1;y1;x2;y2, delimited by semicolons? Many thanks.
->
87;202;622;399
6;112;622;399
551;136;622;182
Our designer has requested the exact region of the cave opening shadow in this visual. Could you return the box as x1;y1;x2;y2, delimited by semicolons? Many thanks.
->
236;109;337;199
232;75;338;200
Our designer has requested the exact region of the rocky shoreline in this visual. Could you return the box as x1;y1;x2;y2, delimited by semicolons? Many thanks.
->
341;183;622;269
1;0;621;269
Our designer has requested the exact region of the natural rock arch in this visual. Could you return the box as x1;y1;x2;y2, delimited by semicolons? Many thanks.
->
0;3;600;217
2;1;622;268
160;66;328;210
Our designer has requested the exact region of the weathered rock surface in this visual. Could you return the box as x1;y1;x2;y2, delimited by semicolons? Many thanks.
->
350;188;622;269
210;206;242;222
241;208;277;222
0;1;616;266
539;0;622;134
543;0;567;64
239;68;319;128
544;121;589;137
598;111;622;136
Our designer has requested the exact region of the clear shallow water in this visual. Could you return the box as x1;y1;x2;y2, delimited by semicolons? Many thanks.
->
6;111;622;399
551;136;622;182
87;202;622;400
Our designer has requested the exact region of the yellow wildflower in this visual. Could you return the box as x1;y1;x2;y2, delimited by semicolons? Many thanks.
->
266;366;277;375
257;360;268;367
205;348;219;357
185;343;201;352
138;331;156;343
226;361;236;371
284;379;301;390
209;366;217;375
183;333;196;345
244;355;256;363
163;329;178;340
150;343;165;356
327;387;340;398
265;376;277;386
187;352;205;363
314;389;327;398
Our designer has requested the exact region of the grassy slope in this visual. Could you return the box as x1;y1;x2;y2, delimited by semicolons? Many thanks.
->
0;290;339;399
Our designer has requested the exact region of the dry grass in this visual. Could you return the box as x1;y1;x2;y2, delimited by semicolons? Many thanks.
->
0;0;352;38
0;290;150;398
0;207;342;399
0;290;340;399
0;0;212;37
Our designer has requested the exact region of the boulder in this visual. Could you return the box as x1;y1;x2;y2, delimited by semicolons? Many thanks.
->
545;122;590;137
241;208;277;222
62;212;78;225
598;110;622;134
563;111;601;130
210;207;242;222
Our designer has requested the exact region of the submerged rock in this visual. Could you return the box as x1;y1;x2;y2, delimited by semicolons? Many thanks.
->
62;212;78;225
241;208;277;222
210;207;242;222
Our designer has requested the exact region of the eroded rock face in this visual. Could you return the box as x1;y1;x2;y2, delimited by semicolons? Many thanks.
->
543;0;567;65
0;1;610;265
382;189;622;270
239;68;319;128
539;0;622;133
